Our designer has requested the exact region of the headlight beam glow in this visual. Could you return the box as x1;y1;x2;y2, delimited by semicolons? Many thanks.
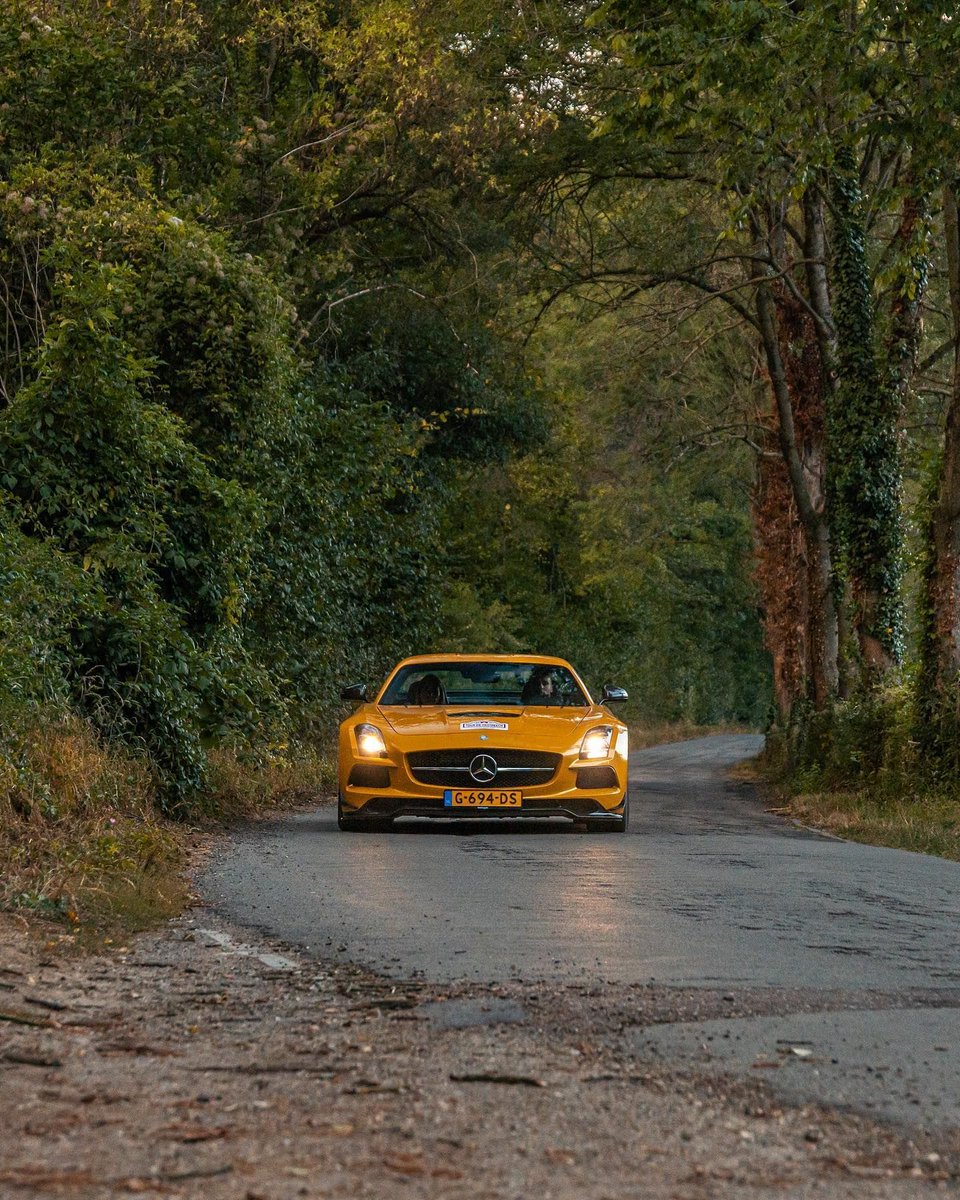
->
580;724;614;760
356;723;387;758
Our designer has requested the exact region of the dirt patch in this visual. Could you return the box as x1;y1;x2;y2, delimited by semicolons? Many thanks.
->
0;912;955;1199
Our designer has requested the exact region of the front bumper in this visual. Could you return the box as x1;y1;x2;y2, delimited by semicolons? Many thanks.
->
338;748;628;816
344;795;627;822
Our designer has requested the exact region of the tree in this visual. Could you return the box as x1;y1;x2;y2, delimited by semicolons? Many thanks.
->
507;0;942;721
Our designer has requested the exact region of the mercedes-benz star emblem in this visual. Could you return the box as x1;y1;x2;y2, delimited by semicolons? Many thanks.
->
469;753;497;784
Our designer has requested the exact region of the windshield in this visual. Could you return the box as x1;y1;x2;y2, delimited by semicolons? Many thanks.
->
380;661;589;708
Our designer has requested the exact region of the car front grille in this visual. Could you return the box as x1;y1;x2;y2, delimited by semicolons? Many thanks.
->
407;748;561;788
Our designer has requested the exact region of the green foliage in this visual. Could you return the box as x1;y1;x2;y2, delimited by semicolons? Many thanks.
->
0;0;771;825
0;254;277;806
765;684;960;855
437;581;525;654
0;501;87;714
914;452;960;781
244;370;441;723
435;308;771;724
0;0;553;806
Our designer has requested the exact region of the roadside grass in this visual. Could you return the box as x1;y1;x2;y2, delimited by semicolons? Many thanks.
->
0;717;185;947
0;716;336;946
206;743;337;819
746;739;960;861
774;787;960;861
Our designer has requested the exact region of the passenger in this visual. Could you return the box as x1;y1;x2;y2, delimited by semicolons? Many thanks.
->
521;668;557;705
407;673;447;705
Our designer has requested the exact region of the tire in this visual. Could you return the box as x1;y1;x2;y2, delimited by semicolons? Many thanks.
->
586;791;629;834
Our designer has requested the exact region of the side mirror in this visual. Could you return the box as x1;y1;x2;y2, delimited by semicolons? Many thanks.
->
340;683;369;703
601;684;628;703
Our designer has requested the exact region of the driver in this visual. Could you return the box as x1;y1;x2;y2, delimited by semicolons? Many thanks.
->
407;673;447;705
521;667;557;705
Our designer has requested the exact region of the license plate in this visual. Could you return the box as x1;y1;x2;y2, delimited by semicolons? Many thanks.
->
443;789;522;808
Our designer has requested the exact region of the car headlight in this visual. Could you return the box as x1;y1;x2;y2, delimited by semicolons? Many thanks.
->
580;725;613;760
356;723;387;758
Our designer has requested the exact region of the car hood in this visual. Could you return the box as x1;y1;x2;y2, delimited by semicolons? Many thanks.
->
376;707;595;740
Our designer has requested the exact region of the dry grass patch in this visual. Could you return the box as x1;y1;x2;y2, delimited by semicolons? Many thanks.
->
0;717;187;942
1;718;337;944
755;732;960;861
206;743;337;819
783;789;960;860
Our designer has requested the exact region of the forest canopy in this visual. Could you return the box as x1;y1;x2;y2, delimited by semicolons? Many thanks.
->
10;0;960;809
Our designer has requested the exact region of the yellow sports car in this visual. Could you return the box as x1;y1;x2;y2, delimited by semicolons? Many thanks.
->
337;654;629;832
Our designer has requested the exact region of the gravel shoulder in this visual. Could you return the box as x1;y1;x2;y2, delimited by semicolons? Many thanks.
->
1;908;956;1200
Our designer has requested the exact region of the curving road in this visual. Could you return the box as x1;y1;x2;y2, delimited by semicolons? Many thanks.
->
204;734;960;989
203;735;960;1127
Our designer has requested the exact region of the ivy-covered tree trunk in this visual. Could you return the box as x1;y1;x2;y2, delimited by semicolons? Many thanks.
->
802;185;855;700
883;192;927;410
828;152;904;678
923;181;960;709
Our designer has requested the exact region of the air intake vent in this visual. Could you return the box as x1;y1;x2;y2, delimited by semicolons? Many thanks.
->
348;763;391;789
574;766;618;790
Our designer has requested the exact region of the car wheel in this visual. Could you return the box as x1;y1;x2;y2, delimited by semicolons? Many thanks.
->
587;792;629;834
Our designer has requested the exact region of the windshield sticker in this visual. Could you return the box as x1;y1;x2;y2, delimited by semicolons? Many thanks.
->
460;720;509;731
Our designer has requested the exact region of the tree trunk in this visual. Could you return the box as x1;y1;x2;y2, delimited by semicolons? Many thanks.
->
755;279;838;712
773;285;838;708
926;182;960;699
828;152;903;676
752;423;808;723
803;187;852;698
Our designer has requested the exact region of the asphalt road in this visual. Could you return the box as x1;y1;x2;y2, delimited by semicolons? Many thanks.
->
203;734;960;1129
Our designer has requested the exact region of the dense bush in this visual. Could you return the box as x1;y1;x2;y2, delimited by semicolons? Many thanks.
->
764;683;932;804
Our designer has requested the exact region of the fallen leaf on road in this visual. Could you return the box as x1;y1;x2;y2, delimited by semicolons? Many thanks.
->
383;1151;425;1176
835;1162;893;1179
160;1123;231;1143
343;1078;403;1095
24;995;70;1012
2;1051;62;1068
100;1042;179;1057
0;1009;54;1028
450;1072;546;1088
158;1164;233;1182
0;1168;96;1188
